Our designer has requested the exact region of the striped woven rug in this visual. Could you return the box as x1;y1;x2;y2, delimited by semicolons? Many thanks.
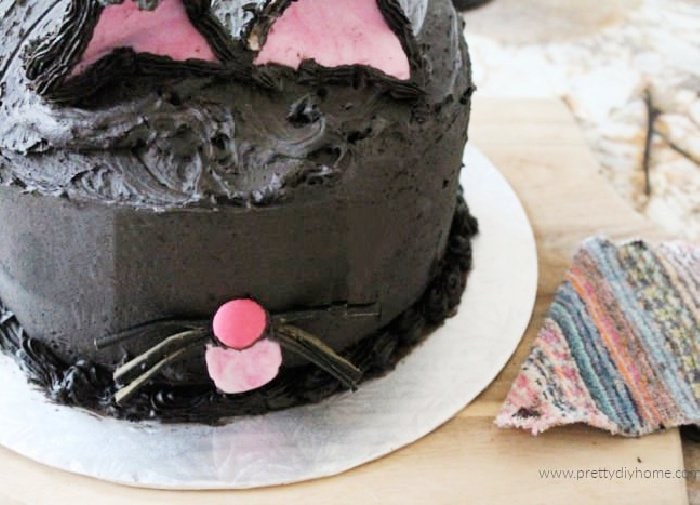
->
496;237;700;436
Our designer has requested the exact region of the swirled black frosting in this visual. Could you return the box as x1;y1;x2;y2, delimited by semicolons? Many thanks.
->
0;0;466;207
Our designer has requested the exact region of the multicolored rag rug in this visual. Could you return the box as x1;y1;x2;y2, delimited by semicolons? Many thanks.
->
496;237;700;437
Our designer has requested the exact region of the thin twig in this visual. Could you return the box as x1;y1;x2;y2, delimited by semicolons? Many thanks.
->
642;88;661;198
658;131;700;166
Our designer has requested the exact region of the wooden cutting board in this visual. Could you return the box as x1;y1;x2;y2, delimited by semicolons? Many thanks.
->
0;98;687;505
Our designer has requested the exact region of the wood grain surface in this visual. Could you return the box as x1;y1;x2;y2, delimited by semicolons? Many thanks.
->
0;98;687;505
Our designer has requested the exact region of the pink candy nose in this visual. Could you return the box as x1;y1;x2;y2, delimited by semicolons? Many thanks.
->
212;299;268;350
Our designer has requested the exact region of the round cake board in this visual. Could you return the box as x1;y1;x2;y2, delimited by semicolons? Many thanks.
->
0;145;538;490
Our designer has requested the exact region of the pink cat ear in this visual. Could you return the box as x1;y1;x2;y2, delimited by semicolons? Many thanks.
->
205;340;283;394
72;0;218;76
254;0;410;80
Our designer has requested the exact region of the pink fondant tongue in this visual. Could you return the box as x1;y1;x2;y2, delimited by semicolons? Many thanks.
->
205;340;282;394
72;0;217;76
254;0;410;80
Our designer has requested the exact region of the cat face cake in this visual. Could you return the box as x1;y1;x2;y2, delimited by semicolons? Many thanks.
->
0;0;477;423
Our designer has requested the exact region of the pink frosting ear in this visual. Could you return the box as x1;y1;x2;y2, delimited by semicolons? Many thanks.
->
72;0;218;76
254;0;410;80
205;340;283;394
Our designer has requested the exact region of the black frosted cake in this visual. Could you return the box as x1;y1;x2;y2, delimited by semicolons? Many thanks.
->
0;0;477;423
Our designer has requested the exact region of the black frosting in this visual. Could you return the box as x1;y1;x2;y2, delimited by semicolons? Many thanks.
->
0;192;477;423
0;0;467;207
0;0;475;421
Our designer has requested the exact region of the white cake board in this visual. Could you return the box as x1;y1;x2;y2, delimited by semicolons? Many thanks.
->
0;145;537;490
